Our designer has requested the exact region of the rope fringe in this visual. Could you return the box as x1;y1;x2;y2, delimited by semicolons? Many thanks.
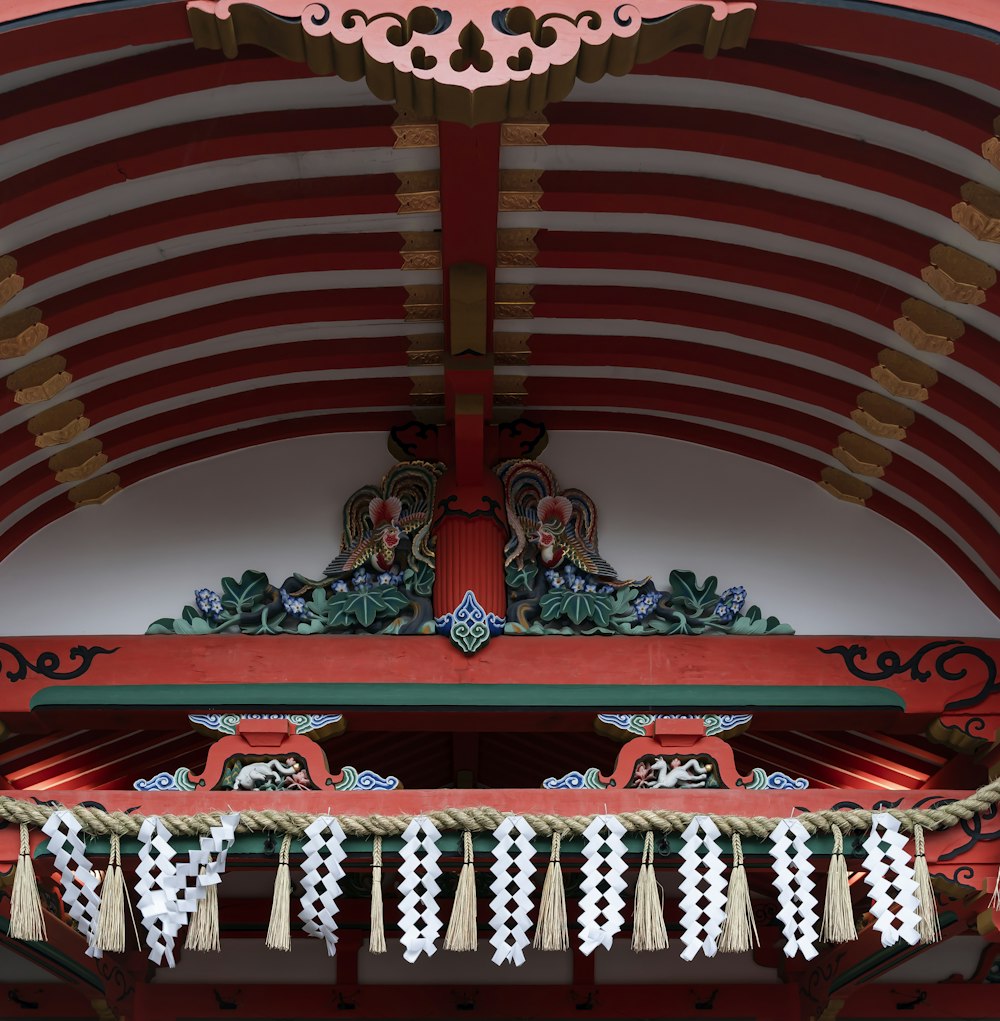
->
719;833;758;953
95;833;126;953
913;826;941;945
533;832;568;951
9;824;46;942
820;828;857;944
266;834;292;952
444;831;478;952
184;863;221;952
631;831;668;952
369;835;387;954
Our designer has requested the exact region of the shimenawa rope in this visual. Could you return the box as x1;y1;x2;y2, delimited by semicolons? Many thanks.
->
5;775;1000;839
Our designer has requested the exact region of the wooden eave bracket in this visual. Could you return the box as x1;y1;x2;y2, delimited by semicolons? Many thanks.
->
921;244;996;306
0;307;47;359
953;181;1000;243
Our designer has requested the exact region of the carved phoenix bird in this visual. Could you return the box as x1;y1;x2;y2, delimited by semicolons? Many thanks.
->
325;461;443;576
496;459;618;579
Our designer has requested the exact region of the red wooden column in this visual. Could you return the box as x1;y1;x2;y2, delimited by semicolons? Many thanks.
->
431;122;509;619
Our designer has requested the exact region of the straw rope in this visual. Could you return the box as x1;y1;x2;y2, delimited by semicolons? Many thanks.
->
6;776;1000;840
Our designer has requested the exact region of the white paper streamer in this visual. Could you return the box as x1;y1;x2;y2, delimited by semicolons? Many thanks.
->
172;813;241;921
136;817;181;966
398;816;443;962
578;815;628;956
678;815;726;960
298;815;347;957
770;818;819;960
862;814;920;947
41;810;102;958
489;816;536;965
135;813;240;966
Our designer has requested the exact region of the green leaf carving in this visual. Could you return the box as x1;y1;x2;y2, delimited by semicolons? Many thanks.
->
505;560;538;594
378;586;411;618
539;589;613;627
667;570;719;616
220;570;270;613
403;561;435;597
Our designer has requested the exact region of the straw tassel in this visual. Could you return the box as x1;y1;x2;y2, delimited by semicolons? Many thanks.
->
184;863;220;952
631;830;667;951
444;831;478;952
95;833;126;952
266;834;292;952
912;826;941;944
9;824;46;942
369;835;386;954
820;827;857;943
719;832;758;953
533;831;568;951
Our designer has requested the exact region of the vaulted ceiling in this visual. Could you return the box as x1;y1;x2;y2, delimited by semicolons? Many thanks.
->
1;0;998;613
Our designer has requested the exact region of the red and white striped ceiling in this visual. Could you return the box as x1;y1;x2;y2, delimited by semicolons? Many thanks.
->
1;0;998;612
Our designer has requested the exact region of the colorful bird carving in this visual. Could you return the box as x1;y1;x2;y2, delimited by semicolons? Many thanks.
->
326;461;444;576
496;459;618;579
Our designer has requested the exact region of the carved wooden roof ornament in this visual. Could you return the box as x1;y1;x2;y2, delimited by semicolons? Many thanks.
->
186;0;756;123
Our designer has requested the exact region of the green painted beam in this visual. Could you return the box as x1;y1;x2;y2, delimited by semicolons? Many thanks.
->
46;832;844;858
30;682;905;712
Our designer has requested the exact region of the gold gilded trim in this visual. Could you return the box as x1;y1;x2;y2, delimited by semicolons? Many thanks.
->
0;308;47;360
495;332;531;364
494;373;527;399
499;170;543;211
893;316;955;356
48;439;104;474
54;452;108;483
404;284;444;322
0;274;24;308
952;201;1000;244
851;408;906;441
0;321;48;360
832;447;884;477
982;137;1000;172
28;399;89;446
501;116;548;146
922;243;995;304
832;432;890;479
497;227;538;267
392;122;439;148
818;467;872;507
407;334;444;365
855;391;914;432
870;365;928;402
68;473;121;507
495;283;534;319
13;371;72;405
396;171;441;214
921;264;987;305
35;417;90;447
898;298;964;340
400;231;443;270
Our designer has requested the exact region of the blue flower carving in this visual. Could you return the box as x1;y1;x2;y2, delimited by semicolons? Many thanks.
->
351;568;371;591
331;579;349;593
280;589;307;618
715;585;748;623
632;590;663;621
546;570;564;588
194;588;224;620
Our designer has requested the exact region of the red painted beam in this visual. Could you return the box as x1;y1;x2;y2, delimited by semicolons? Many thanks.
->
0;635;994;716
